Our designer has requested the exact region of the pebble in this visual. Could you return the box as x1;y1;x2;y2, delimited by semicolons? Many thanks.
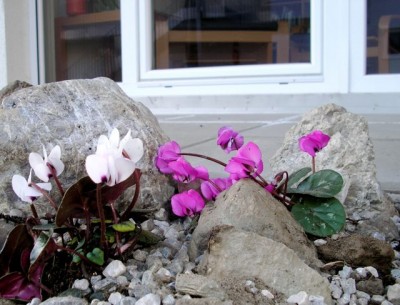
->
73;279;90;291
135;293;161;305
103;260;127;278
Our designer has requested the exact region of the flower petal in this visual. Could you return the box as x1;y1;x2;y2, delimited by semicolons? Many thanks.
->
109;128;120;148
85;154;109;184
29;152;44;169
123;138;144;163
114;157;136;184
171;194;186;217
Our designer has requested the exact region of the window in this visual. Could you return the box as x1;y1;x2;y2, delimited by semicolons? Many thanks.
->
42;0;121;82
152;0;310;69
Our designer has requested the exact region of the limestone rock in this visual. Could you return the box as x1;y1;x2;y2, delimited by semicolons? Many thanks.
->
189;179;321;269
39;296;88;305
176;299;233;305
317;234;395;274
201;226;332;304
270;103;398;240
175;274;227;300
0;78;174;216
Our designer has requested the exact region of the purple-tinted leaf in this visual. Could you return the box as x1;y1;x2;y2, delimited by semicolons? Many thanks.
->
29;233;57;281
0;272;41;301
56;171;138;226
0;224;33;276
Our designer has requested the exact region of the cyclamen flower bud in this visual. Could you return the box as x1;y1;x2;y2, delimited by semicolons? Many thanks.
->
217;126;244;153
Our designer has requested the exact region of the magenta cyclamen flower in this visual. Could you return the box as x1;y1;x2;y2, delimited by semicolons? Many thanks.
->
298;130;330;157
169;157;209;183
171;189;205;217
225;141;264;180
201;178;233;201
155;141;181;174
217;126;244;153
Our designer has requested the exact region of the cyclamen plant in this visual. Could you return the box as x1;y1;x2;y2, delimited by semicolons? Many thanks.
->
155;127;346;237
0;128;159;302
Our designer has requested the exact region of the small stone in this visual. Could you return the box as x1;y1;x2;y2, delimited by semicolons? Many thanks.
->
387;284;400;305
261;289;274;299
309;295;325;305
135;293;161;305
9;208;24;217
330;281;343;299
355;267;368;278
40;296;89;305
103;260;127;278
141;219;155;231
337;292;351;305
371;295;386;304
130;284;152;299
155;208;168;221
73;279;90;291
357;298;369;305
133;249;149;262
154;220;170;233
314;239;327;246
91;275;102;285
116;275;129;287
166;259;184;275
155;267;174;283
27;298;41;305
356;290;371;300
287;291;310;305
339;266;353;279
382;301;395;305
108;292;123;305
356;278;384;295
162;294;176;305
119;296;137;305
92;278;116;292
365;266;379;278
340;278;356;295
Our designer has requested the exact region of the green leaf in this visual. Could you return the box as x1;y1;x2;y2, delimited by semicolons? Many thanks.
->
287;167;312;191
86;248;104;266
291;197;346;237
137;230;162;245
72;249;84;264
112;221;136;233
290;169;344;198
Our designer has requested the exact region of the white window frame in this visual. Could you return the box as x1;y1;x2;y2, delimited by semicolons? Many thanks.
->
349;0;400;93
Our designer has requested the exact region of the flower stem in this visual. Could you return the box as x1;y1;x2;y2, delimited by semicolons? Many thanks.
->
121;169;141;221
30;182;58;211
179;153;227;167
48;163;64;196
312;156;316;173
29;203;39;219
96;184;108;251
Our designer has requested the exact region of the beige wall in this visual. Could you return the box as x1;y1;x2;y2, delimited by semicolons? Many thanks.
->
0;0;35;88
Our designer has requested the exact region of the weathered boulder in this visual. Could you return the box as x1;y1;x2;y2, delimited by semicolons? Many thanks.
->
270;103;398;240
200;226;332;304
0;78;174;216
189;179;322;269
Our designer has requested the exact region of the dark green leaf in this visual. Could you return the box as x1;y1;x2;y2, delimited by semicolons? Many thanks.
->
29;232;58;280
287;167;312;191
291;197;346;237
72;249;84;264
86;248;104;266
112;221;136;233
290;169;343;198
137;230;162;245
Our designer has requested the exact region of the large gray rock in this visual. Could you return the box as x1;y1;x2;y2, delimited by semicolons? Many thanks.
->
0;78;174;216
189;179;321;269
201;226;332;304
270;103;398;240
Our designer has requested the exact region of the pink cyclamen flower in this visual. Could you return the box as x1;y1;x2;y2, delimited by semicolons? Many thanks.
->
171;189;205;217
201;178;233;201
168;157;209;183
155;141;181;174
298;130;330;157
12;170;52;203
29;145;65;182
225;141;264;180
86;129;142;186
217;126;244;153
265;183;276;194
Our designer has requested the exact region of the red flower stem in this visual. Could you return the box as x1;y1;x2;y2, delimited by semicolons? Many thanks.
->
48;163;64;196
110;201;122;257
30;182;58;211
250;176;267;189
255;173;268;186
179;153;227;167
121;169;141;221
83;198;91;243
29;203;39;219
312;156;316;173
96;184;108;251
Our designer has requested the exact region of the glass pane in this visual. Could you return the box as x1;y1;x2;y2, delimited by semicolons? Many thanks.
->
366;0;400;74
43;0;121;82
152;0;310;69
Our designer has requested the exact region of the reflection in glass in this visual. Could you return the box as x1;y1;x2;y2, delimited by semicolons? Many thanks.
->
366;0;400;74
152;0;310;69
43;0;121;82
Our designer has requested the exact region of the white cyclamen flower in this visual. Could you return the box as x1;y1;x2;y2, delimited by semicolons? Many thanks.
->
29;145;65;182
86;128;143;186
12;170;52;203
